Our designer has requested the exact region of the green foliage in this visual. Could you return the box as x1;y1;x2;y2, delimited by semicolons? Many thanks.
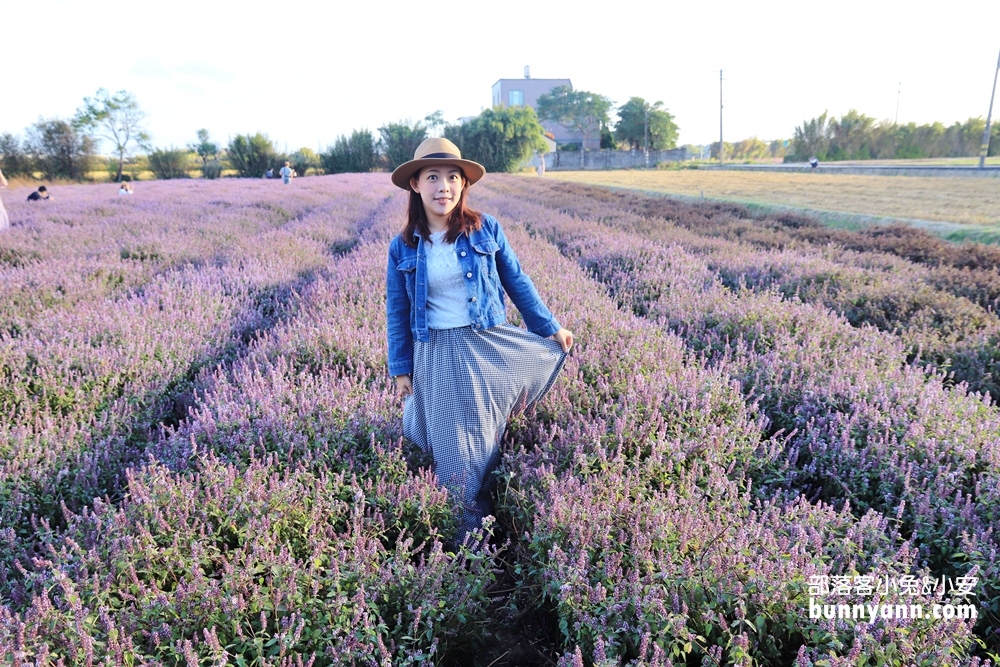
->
444;106;547;173
829;109;876;159
792;111;830;161
600;124;616;149
188;128;220;178
227;133;281;178
537;85;613;151
202;159;223;179
614;97;679;151
709;141;733;160
73;88;150;182
768;139;788;158
105;155;145;182
730;137;770;161
378;120;428;170
320;129;378;174
0;133;33;177
25;118;96;180
147;147;193;180
289;147;319;176
791;110;1000;161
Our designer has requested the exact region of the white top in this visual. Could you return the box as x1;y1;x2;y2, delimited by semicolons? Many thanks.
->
425;230;473;329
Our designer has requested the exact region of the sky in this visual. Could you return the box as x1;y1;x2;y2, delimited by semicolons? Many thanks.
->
3;0;1000;155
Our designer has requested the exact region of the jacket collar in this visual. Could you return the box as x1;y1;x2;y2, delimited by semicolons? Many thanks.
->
410;217;491;244
413;227;486;242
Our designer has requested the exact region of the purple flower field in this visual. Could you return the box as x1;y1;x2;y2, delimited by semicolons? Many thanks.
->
1;175;998;666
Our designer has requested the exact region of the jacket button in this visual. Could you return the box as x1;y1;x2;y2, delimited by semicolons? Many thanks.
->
466;272;472;278
460;251;467;256
471;296;477;302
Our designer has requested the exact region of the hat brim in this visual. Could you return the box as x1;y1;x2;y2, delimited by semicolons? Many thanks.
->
391;157;486;190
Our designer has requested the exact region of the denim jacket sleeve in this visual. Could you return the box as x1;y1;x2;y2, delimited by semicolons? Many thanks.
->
490;216;561;338
386;237;414;377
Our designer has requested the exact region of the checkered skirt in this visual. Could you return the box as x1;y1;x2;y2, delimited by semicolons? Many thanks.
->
403;323;567;538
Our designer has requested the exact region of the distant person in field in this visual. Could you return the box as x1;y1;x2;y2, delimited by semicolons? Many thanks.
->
265;168;273;179
0;168;9;230
118;181;133;196
536;151;546;177
27;185;51;201
809;156;819;169
386;137;574;546
279;161;293;184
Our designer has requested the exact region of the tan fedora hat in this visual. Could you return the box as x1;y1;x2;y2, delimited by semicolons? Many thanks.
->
390;137;486;190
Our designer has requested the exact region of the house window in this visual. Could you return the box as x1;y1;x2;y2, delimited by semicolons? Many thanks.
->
509;90;524;106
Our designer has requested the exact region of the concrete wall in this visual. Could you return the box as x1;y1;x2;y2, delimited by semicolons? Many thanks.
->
541;147;689;170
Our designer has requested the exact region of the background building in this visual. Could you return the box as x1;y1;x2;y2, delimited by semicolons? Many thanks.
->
491;68;600;150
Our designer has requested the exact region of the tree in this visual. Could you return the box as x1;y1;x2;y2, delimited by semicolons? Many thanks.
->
600;123;616;149
321;129;378;174
792;112;830;161
423;110;446;136
147;148;192;179
444;106;547;173
709;141;734;161
25;118;96;180
828;109;876;159
74;89;150;182
289;147;319;176
379;117;431;170
227;133;281;178
536;85;613;166
188;129;219;178
0;133;33;177
614;97;679;151
867;121;900;159
729;137;770;161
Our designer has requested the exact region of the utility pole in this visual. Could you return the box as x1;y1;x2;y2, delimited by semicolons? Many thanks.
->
719;69;724;165
980;47;1000;169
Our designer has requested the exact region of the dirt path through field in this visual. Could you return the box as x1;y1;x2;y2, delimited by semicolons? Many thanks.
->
544;169;1000;228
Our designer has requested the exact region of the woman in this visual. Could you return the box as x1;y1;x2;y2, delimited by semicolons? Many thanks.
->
386;138;574;542
0;168;9;230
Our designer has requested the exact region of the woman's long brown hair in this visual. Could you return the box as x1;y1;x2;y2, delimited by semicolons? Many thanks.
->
402;167;482;248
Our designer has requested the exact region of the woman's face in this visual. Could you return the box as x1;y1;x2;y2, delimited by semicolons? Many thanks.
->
410;165;465;227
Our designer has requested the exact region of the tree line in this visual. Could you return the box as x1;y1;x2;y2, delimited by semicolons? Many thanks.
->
1;86;686;183
320;89;681;175
790;110;1000;161
707;138;789;162
0;104;548;182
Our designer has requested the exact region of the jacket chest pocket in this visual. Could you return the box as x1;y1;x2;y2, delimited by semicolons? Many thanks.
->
472;240;500;273
471;240;501;312
396;257;417;301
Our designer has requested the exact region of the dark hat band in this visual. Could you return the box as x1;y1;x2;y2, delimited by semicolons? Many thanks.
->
420;152;460;159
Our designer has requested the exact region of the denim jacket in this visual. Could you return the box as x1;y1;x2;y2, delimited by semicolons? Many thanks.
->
386;213;561;377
